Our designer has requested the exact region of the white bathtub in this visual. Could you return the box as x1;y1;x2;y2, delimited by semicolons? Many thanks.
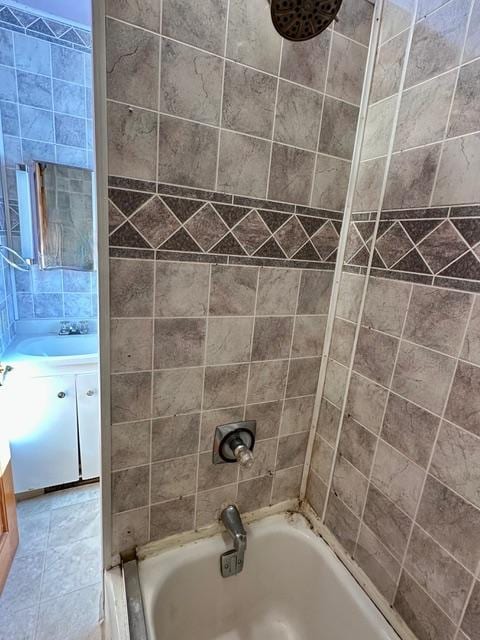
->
138;513;400;640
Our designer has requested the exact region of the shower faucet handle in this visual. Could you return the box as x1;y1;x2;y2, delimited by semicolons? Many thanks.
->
212;421;256;468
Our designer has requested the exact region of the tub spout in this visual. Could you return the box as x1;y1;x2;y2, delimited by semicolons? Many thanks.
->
220;505;247;577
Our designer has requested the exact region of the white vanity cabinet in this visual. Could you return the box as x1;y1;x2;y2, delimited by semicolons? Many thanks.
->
8;374;80;492
76;372;100;480
7;369;100;493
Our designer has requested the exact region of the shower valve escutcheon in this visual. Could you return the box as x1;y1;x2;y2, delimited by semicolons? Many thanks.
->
213;421;256;469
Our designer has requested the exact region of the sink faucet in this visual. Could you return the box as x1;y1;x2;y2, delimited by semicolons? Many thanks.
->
220;505;247;577
59;320;89;335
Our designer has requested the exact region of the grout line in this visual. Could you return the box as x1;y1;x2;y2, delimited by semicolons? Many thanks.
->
318;0;418;528
327;347;480;439
146;246;157;541
301;0;386;505
361;125;480;165
106;170;345;214
428;0;476;207
267;37;283;201
242;267;261;420
307;48;330;207
270;269;302;505
415;0;455;21
399;566;465;629
322;461;480;580
106;97;360;162
393;293;476;604
353;283;413;559
213;0;230;192
110;354;323;375
154;3;162;205
110;312;326;321
454;559;479;638
106;14;368;58
110;393;317;428
192;263;212;528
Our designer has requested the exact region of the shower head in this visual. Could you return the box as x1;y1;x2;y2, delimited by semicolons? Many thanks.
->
270;0;344;41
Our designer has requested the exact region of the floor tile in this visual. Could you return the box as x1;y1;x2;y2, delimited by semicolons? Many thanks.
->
16;494;54;517
46;484;100;509
48;499;100;546
41;536;102;601
16;511;51;558
35;583;102;640
0;604;37;640
0;551;44;614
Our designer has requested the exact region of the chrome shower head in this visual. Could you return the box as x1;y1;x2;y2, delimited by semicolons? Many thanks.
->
270;0;344;41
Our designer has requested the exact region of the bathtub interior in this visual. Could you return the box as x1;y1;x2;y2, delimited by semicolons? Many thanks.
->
138;514;400;640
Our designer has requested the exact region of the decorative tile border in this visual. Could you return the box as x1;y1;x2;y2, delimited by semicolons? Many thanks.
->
108;177;343;270
346;206;480;293
0;4;91;51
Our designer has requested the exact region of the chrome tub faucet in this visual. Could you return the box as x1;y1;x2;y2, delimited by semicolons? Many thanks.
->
220;505;247;577
59;320;89;335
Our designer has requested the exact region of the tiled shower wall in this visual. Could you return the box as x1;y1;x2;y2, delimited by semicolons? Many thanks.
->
0;3;94;324
104;0;373;557
307;1;480;639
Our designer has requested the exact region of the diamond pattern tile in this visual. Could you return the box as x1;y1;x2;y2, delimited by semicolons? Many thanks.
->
452;218;480;247
61;28;85;45
356;221;375;243
293;242;321;261
185;204;229;251
232;210;271;255
258;210;291;232
162;197;203;223
10;7;34;27
108;201;126;235
0;7;21;26
311;221;339;260
417;221;469;274
345;225;364;262
350;246;369;267
372;250;385;268
213;204;250;228
274;217;308;258
401;220;442;244
254;238;286;259
45;18;70;37
298;215;324;236
130;196;180;248
110;222;150;249
440;250;480;280
212;233;247;256
376;222;414;268
160;228;202;252
108;189;152;217
395;248;431;274
29;18;55;36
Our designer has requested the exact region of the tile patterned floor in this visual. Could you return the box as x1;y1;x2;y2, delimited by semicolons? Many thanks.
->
0;483;103;640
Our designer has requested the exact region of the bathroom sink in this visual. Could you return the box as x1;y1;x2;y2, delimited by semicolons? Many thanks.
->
16;334;98;358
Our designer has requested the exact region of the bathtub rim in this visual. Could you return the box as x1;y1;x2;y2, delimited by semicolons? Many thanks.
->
109;500;418;640
137;507;410;640
136;498;299;562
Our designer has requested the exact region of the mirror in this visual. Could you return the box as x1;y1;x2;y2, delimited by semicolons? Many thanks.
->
35;162;94;271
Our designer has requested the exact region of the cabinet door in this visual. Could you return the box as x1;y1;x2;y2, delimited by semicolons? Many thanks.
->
8;375;79;492
0;461;19;594
76;372;100;479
